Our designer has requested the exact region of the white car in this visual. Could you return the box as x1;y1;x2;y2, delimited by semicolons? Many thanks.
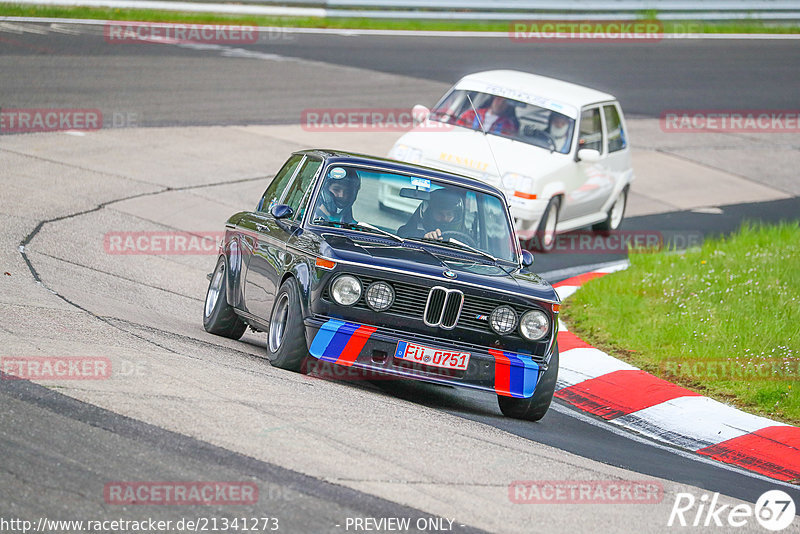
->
387;70;634;251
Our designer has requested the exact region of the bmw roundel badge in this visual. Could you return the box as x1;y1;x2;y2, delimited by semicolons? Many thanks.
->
443;270;457;279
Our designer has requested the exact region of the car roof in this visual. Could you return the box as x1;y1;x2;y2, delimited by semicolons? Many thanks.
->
294;148;507;197
456;70;616;108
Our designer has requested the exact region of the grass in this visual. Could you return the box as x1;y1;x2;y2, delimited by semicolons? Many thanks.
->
1;3;800;34
561;222;800;425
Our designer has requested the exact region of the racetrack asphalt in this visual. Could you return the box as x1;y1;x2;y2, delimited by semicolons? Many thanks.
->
2;21;800;533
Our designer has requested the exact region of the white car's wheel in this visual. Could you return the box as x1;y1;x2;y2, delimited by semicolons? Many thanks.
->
594;186;628;232
533;197;560;253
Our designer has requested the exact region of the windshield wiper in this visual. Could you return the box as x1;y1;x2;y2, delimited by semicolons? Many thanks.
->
314;219;404;244
410;236;500;264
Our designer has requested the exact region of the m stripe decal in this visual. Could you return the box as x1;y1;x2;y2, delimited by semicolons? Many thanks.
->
309;320;376;366
491;349;539;398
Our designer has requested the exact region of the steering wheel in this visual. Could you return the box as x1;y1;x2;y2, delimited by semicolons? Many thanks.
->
530;129;557;152
441;231;477;248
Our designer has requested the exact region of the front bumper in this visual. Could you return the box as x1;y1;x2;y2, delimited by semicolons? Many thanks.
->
304;316;552;399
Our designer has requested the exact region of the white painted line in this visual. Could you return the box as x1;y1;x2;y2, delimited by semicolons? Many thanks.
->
1;15;799;40
555;285;578;300
557;347;638;389
612;395;788;451
550;401;800;491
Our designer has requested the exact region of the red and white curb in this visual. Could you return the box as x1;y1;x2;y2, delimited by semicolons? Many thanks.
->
553;262;800;483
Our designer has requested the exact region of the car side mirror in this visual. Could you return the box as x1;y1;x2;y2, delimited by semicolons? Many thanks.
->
270;204;294;219
577;148;601;162
521;250;534;267
412;104;430;124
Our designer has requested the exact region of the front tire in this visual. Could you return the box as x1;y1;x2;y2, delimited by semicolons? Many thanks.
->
533;196;560;253
266;278;308;372
497;345;559;422
594;186;628;231
203;256;247;339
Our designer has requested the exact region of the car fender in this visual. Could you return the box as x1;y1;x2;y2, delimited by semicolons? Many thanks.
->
280;257;313;319
599;169;634;213
540;182;566;205
223;235;246;309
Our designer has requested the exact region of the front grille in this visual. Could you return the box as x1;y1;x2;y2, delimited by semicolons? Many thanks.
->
322;275;547;343
423;287;464;329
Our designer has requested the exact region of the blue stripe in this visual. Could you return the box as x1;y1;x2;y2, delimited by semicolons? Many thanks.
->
394;341;408;360
320;322;359;362
505;351;540;398
309;320;345;359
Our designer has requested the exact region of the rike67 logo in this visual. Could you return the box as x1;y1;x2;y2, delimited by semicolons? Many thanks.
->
668;490;796;531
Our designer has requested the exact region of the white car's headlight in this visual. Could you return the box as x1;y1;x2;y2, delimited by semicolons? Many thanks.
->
489;305;517;335
331;275;362;306
391;144;423;164
501;173;534;195
519;309;549;341
365;281;394;312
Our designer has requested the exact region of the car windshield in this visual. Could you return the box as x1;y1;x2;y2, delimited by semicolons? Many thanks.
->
429;89;575;154
309;165;518;264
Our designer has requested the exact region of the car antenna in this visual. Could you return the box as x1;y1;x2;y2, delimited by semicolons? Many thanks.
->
466;93;504;185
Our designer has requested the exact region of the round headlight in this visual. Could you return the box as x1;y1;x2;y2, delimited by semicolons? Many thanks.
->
331;275;361;306
365;282;394;312
519;310;550;341
489;305;517;335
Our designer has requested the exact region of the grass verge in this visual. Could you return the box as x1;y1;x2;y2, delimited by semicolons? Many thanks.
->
1;4;799;33
561;222;800;425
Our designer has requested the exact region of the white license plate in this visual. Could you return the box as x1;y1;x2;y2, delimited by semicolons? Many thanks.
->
394;341;470;371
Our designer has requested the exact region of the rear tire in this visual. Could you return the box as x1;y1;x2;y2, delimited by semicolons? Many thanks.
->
593;186;628;232
203;256;247;339
533;197;560;253
266;278;308;372
497;345;559;422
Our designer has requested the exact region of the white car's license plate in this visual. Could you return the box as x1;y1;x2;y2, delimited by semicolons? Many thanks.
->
394;341;470;371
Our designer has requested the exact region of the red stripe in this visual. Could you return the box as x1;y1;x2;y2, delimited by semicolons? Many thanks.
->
553;272;606;288
337;325;377;366
490;349;512;397
555;370;700;419
557;331;593;352
697;426;800;482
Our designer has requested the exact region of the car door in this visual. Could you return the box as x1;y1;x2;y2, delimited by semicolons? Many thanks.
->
239;154;302;321
601;102;633;198
243;155;322;321
560;105;614;221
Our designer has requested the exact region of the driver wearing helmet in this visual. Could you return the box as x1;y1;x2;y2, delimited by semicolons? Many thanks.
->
398;187;467;240
547;111;572;154
313;166;361;223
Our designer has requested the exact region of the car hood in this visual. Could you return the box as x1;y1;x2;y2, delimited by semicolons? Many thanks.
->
320;233;558;303
394;126;572;184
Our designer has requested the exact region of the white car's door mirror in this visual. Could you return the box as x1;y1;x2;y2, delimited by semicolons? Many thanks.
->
577;148;601;162
412;104;430;124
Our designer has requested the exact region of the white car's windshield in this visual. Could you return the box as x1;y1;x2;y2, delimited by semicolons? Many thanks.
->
310;165;518;264
429;89;575;154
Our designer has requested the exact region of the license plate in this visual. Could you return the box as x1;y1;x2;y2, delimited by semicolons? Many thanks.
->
394;341;470;371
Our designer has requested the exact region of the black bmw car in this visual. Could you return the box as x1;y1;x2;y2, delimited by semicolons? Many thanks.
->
203;149;561;421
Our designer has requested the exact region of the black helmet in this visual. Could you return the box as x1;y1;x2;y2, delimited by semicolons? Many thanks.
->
422;188;464;231
320;166;361;216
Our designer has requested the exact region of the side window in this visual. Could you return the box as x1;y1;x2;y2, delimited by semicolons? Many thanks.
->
257;154;302;213
604;104;627;153
282;157;323;221
578;108;603;153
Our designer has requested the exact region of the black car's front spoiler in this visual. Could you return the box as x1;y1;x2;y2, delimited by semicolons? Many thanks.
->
303;316;552;399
